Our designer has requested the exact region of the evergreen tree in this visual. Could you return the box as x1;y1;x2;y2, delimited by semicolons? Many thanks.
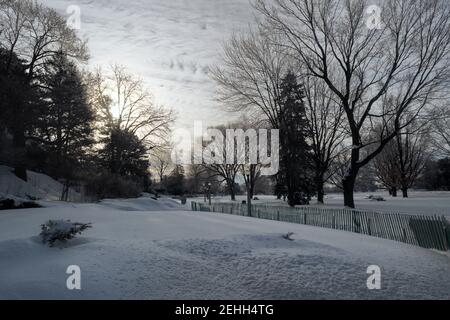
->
278;71;313;206
37;52;94;182
166;165;185;196
99;127;149;178
0;48;41;180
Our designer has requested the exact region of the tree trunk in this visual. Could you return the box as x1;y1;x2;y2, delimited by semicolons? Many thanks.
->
391;187;397;197
343;143;361;208
287;185;295;207
315;175;325;204
402;187;408;198
343;174;357;208
228;183;236;201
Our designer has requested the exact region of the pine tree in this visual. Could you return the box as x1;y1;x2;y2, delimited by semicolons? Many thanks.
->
99;127;149;178
166;165;185;196
0;48;40;181
278;71;313;206
38;52;94;183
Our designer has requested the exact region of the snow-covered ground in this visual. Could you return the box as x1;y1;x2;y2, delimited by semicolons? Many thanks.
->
0;165;80;202
0;196;449;299
196;191;450;216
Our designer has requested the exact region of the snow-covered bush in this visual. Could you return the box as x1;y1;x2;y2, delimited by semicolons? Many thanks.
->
282;232;295;241
40;220;92;246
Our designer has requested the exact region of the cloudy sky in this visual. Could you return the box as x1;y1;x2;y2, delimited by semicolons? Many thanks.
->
41;0;257;132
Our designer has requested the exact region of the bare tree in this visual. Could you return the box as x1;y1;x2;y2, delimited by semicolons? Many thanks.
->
373;118;431;197
241;163;262;200
256;0;450;207
0;0;88;78
431;105;450;157
150;149;172;183
88;65;175;149
202;124;241;201
211;29;289;128
186;163;207;194
373;140;401;196
304;76;346;203
395;128;430;197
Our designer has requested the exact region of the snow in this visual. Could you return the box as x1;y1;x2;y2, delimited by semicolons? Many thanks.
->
0;165;80;202
0;196;449;299
196;191;450;217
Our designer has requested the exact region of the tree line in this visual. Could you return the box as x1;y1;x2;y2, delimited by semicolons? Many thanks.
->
0;0;174;200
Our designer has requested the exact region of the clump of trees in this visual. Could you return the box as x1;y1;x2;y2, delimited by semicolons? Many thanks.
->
212;0;450;208
374;124;430;198
0;0;174;200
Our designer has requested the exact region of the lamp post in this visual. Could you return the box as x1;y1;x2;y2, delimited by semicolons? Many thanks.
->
207;182;212;205
243;165;252;217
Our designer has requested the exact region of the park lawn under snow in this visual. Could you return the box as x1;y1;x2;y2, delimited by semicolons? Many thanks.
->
202;191;450;217
0;197;449;299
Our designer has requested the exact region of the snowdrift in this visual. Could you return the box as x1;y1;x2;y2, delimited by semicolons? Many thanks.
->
0;165;80;202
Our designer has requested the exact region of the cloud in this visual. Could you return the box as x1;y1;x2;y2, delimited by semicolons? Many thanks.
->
40;0;256;130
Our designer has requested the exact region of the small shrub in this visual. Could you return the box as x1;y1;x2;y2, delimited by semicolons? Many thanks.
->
40;220;92;246
282;232;295;241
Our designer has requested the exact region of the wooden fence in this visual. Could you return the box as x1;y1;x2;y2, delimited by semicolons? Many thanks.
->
191;202;450;251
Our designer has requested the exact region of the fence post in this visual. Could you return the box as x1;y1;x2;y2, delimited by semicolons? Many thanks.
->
368;218;371;236
277;211;280;221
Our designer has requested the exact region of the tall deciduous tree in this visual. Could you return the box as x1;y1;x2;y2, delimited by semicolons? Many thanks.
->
88;65;174;150
304;76;345;203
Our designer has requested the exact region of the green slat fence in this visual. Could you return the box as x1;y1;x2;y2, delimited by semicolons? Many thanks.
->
190;201;450;251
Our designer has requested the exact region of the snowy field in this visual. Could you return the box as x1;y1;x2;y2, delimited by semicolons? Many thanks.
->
196;191;450;217
0;196;449;299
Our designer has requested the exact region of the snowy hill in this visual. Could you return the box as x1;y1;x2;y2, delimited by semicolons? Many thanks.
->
0;196;449;299
0;166;80;202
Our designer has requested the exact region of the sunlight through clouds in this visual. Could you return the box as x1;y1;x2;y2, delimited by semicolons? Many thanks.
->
39;0;256;130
